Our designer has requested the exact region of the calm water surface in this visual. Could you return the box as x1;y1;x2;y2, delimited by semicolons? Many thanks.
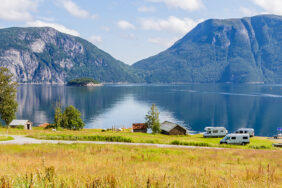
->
16;84;282;136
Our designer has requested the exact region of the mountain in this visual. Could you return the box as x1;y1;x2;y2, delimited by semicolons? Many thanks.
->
133;15;282;83
0;27;141;84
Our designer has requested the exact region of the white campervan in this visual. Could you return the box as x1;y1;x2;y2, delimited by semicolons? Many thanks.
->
220;134;250;145
203;127;228;138
235;128;254;137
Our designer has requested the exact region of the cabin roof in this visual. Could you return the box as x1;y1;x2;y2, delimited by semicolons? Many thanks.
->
132;123;147;130
39;123;49;128
161;121;187;132
10;120;30;126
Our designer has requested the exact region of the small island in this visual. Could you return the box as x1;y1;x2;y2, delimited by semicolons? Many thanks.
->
67;78;103;87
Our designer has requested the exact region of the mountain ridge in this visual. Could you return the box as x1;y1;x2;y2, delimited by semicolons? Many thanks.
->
133;14;282;83
0;27;141;84
1;14;282;84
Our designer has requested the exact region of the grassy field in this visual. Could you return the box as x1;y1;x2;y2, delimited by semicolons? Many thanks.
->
0;127;279;149
0;136;14;141
0;144;281;187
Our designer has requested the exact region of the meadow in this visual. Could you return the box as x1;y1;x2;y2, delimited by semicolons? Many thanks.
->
0;143;281;187
0;127;278;150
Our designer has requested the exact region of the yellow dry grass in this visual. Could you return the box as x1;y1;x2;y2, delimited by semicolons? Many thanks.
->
0;144;281;187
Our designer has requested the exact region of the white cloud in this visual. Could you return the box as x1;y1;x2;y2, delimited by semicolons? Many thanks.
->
148;0;204;11
101;26;111;32
37;17;56;22
89;35;103;44
121;33;135;39
117;20;136;30
148;37;177;48
138;6;156;12
58;0;96;19
0;0;38;21
252;0;282;14
239;7;258;16
140;16;200;34
26;20;80;36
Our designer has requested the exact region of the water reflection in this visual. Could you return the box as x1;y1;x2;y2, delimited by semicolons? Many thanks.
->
15;84;282;136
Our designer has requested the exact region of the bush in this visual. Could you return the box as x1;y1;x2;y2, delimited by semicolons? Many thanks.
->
44;124;57;129
10;125;24;129
170;140;211;147
248;145;272;149
32;135;133;143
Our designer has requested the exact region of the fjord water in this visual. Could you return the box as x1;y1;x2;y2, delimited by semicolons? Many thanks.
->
16;84;282;136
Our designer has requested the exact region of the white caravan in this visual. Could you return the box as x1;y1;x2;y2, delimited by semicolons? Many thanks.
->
203;127;228;138
235;128;254;137
220;134;250;145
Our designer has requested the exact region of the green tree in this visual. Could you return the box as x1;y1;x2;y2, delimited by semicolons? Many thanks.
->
54;101;63;128
145;104;161;133
62;105;85;130
0;67;18;126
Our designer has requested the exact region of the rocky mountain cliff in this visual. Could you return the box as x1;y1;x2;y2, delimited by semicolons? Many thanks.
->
133;15;282;83
0;27;140;84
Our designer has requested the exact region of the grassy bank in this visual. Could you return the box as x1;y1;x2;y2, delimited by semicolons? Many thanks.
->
0;127;278;149
0;136;14;141
0;144;281;187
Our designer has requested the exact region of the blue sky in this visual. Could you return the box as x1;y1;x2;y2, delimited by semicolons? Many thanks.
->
0;0;281;64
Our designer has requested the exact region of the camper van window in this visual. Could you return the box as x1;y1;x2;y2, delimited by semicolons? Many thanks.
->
213;130;218;133
244;131;247;133
243;137;248;139
231;137;236;140
240;131;243;133
220;130;224;132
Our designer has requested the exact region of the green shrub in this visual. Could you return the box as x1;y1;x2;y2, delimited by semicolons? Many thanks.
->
32;135;132;143
248;145;272;149
170;140;211;147
10;125;24;129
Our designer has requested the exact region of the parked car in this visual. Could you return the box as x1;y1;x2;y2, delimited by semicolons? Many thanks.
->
235;128;254;137
220;134;250;145
203;127;228;138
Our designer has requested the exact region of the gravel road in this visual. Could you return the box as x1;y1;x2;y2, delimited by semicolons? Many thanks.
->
0;135;224;150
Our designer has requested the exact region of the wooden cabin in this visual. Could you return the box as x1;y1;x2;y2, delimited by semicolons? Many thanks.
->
10;120;32;130
132;123;147;133
160;121;187;135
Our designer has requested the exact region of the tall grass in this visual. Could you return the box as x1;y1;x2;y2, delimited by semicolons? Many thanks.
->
0;144;281;187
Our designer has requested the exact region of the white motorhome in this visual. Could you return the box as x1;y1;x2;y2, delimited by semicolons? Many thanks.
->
235;128;254;137
220;134;250;145
203;127;228;138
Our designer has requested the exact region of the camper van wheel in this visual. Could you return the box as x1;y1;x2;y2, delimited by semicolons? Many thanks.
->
242;142;246;146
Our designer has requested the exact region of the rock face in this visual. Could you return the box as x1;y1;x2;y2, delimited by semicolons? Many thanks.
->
0;27;140;84
133;15;282;83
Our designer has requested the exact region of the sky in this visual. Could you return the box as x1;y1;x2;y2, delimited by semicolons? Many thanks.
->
0;0;281;65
